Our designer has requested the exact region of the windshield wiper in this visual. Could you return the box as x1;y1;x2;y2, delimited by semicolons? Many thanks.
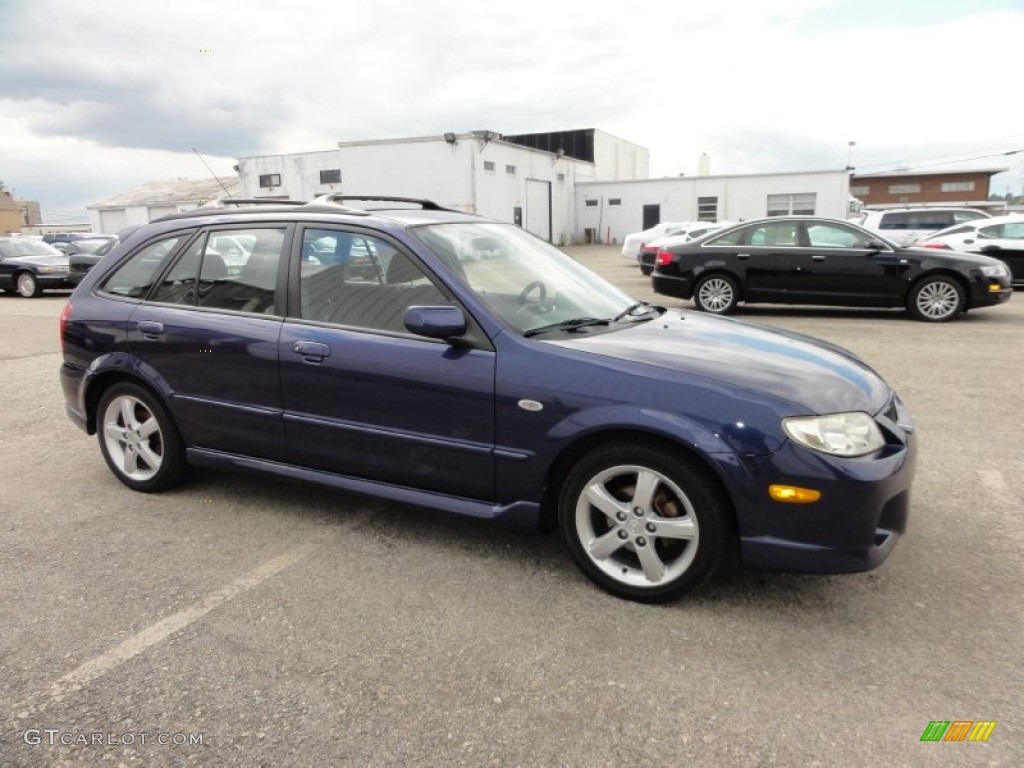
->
612;302;657;322
524;317;610;338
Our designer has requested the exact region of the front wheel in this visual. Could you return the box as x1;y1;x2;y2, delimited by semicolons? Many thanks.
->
908;276;963;322
558;443;731;602
693;274;739;314
16;271;41;298
96;383;186;492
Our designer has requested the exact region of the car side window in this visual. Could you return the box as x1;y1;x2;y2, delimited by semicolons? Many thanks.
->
706;228;744;246
806;223;868;248
748;222;799;246
954;210;988;224
100;235;187;298
299;228;447;333
1000;222;1024;239
149;228;285;314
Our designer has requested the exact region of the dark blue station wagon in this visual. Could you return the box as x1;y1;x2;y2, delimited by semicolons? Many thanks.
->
60;197;916;602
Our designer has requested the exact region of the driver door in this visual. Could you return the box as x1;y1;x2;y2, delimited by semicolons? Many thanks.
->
279;226;497;500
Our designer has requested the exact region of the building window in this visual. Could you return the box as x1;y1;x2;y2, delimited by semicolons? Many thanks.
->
585;200;598;208
557;173;565;182
766;193;816;217
850;185;870;196
506;164;516;175
608;198;621;206
319;169;341;184
483;161;495;172
888;183;921;194
259;174;281;188
697;196;718;221
941;181;975;193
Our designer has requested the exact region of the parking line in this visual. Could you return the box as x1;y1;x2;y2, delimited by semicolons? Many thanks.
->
48;538;326;700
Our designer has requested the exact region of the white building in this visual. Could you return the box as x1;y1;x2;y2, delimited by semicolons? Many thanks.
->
576;170;852;245
87;177;240;234
237;129;648;244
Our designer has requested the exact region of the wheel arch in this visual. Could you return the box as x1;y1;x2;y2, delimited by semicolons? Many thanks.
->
84;370;177;436
694;268;744;300
538;428;740;537
905;269;969;303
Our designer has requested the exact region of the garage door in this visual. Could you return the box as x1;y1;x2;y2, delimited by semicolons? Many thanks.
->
98;209;128;234
525;179;551;242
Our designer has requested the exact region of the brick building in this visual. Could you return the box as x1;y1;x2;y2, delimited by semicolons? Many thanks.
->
850;168;1005;211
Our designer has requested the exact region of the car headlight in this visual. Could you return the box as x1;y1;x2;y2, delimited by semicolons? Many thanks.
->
782;412;885;457
36;265;68;274
980;264;1008;278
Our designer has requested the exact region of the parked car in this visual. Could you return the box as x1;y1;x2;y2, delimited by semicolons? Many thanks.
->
637;222;731;276
857;207;990;246
651;216;1012;322
621;222;694;261
0;237;72;297
42;232;89;254
66;236;120;286
61;196;916;602
916;215;1024;287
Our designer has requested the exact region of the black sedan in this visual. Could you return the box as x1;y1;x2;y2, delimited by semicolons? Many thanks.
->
0;237;72;297
66;236;118;286
651;217;1013;322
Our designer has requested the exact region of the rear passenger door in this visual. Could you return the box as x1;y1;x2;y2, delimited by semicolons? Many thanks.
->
127;225;290;461
279;226;496;501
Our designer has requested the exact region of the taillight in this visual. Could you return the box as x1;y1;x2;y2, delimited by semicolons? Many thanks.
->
656;250;673;266
917;242;951;250
60;301;72;343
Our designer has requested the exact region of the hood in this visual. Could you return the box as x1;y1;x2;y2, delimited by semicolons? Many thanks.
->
551;310;890;416
904;246;1006;269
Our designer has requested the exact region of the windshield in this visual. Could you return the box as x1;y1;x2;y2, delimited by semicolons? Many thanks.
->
0;239;63;258
412;222;638;334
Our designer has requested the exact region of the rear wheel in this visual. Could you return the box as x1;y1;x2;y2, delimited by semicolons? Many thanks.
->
97;383;186;492
908;276;963;322
693;274;739;315
15;271;41;298
640;265;653;277
558;443;731;602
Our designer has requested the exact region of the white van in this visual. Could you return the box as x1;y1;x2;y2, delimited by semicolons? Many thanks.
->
858;207;990;246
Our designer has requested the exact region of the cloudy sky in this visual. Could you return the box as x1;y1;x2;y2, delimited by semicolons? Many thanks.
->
2;0;1022;222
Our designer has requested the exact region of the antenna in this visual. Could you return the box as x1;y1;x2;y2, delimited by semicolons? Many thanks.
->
192;148;233;198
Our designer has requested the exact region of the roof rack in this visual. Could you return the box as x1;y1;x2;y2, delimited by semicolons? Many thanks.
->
306;194;451;211
199;198;307;208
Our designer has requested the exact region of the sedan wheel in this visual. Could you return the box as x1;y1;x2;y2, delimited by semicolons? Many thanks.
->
16;271;41;298
909;276;963;322
97;383;186;492
693;274;739;314
559;443;730;602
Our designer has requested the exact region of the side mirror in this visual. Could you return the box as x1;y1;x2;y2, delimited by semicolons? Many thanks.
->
865;239;886;251
404;305;466;341
980;244;1002;254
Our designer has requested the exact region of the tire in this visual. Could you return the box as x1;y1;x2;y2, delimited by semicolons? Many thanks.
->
693;274;739;315
558;442;731;602
908;275;963;322
96;382;187;492
15;271;41;298
640;265;653;277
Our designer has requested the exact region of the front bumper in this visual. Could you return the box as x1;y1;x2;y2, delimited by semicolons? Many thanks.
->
734;406;916;574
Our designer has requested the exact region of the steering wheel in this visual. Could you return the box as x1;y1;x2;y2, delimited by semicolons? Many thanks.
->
516;280;547;305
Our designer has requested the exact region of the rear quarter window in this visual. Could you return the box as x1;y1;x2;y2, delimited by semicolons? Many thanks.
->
99;234;188;298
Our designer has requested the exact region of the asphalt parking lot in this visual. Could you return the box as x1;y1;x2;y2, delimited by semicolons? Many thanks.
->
1;245;1021;767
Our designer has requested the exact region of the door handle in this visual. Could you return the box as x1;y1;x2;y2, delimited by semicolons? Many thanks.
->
137;320;164;338
811;254;826;262
293;340;331;361
736;253;750;260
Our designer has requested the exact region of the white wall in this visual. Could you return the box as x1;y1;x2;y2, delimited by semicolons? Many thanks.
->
236;135;592;243
592;131;649;181
89;202;210;234
576;171;851;243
